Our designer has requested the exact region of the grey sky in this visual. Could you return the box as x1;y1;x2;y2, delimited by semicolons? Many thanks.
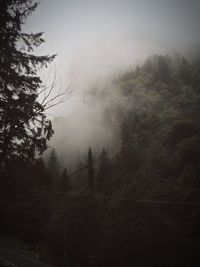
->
25;0;200;115
27;0;200;52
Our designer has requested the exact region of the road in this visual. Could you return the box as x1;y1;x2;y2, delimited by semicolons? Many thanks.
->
0;244;51;267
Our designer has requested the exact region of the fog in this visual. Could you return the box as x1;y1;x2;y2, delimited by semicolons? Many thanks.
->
25;0;200;164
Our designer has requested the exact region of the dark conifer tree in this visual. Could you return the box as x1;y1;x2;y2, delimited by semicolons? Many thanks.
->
119;115;138;172
154;55;171;83
60;168;72;192
179;57;191;85
97;148;110;192
0;0;55;166
34;157;51;191
191;62;200;92
88;147;95;190
47;148;60;189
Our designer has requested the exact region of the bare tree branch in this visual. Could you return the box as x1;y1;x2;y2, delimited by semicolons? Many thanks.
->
38;65;78;113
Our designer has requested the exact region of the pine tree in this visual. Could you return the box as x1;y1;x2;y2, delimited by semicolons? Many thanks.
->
34;157;51;191
97;148;110;192
0;0;55;166
179;57;191;85
119;114;141;172
47;148;60;188
88;147;95;190
60;168;72;192
154;55;171;83
191;62;200;92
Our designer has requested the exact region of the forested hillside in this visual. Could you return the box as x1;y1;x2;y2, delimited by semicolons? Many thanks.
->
1;54;200;266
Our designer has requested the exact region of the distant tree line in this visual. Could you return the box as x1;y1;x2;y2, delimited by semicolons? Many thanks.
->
46;54;200;266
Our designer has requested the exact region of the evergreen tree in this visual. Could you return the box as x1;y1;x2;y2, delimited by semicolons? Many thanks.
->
143;59;154;75
0;0;55;166
179;57;191;85
191;62;200;92
88;147;95;190
60;168;72;192
119;114;140;172
34;157;51;191
97;148;110;192
154;55;171;83
47;148;60;188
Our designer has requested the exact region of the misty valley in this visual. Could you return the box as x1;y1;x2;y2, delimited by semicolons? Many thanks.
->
1;1;200;267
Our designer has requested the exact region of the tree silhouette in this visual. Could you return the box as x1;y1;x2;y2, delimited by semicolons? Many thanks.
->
179;57;191;85
88;147;95;190
34;157;51;191
154;55;171;83
47;148;60;189
0;0;56;166
97;148;110;192
60;168;72;192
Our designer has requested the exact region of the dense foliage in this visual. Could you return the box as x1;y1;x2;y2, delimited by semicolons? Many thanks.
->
115;55;200;200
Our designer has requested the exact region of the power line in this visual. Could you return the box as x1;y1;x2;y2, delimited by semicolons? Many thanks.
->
1;191;200;211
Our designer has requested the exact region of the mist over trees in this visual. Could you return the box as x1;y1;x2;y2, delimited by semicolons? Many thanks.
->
1;1;200;267
46;54;200;266
2;50;200;266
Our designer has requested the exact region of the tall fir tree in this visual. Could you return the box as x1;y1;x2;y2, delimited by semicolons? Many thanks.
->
60;168;72;192
191;62;200;92
0;0;55;166
88;147;95;190
47;148;60;189
34;157;51;191
154;55;171;83
97;148;110;192
179;57;191;85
